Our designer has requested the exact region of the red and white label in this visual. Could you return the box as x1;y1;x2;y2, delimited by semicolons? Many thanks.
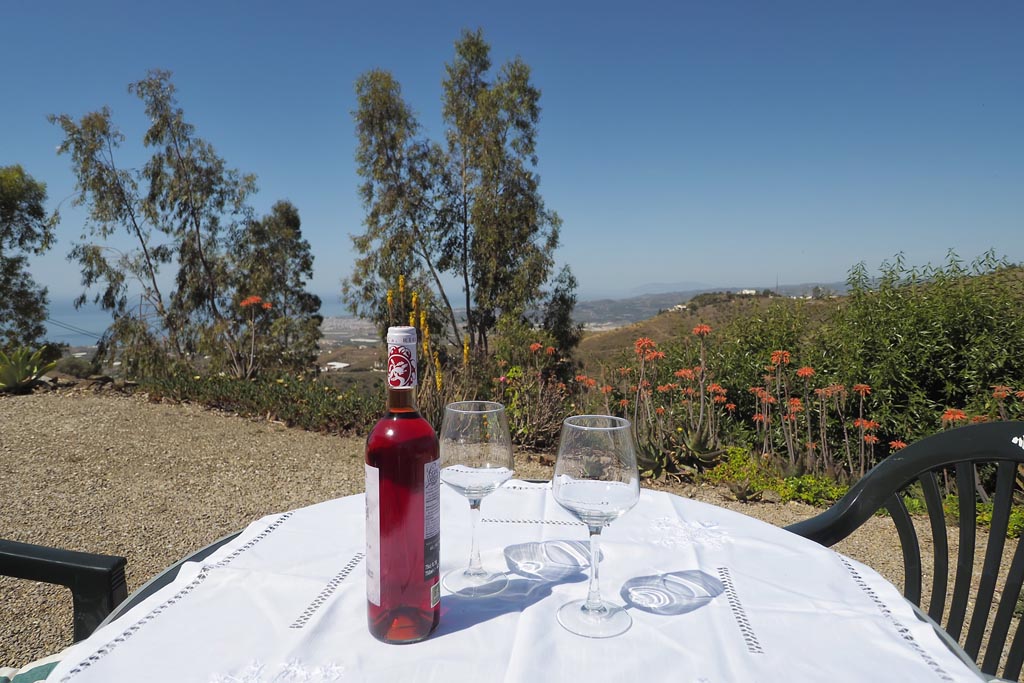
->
386;327;418;389
387;344;417;388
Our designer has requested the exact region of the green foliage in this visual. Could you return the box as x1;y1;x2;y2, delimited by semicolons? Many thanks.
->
813;251;1024;441
143;374;379;435
778;475;848;507
490;318;575;450
1;165;57;349
941;494;1024;539
702;448;848;506
702;448;784;495
0;346;57;393
601;252;1024;480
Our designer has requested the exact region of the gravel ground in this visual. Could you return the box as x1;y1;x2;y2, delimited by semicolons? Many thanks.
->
0;390;1016;671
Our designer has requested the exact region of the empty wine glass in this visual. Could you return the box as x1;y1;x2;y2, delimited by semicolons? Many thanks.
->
552;415;640;637
439;401;514;597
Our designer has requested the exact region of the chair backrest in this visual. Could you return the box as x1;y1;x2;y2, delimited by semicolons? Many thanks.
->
786;421;1024;681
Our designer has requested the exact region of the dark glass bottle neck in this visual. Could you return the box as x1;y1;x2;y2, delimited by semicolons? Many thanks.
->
386;387;419;413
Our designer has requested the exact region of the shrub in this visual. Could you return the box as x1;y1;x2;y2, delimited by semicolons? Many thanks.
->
56;356;96;378
143;374;379;435
703;447;784;495
779;475;848;507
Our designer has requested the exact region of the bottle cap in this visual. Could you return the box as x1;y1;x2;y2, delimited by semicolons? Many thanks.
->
386;326;418;389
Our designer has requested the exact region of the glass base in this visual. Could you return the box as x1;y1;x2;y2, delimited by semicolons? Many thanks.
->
442;568;509;597
556;598;632;638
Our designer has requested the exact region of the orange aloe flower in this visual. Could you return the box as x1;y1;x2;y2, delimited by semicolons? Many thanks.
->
725;403;736;412
770;350;791;366
601;385;613;395
645;350;666;362
634;337;656;356
941;408;967;423
752;413;766;423
1016;390;1024;400
545;346;556;356
889;440;908;450
655;407;666;415
619;399;629;408
692;324;712;337
240;295;263;308
674;368;695;381
992;385;1012;400
852;383;871;397
261;301;272;310
864;434;879;445
788;397;803;413
529;342;543;353
971;415;989;423
796;366;815;379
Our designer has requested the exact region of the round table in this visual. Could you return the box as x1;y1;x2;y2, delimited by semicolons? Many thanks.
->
49;481;985;682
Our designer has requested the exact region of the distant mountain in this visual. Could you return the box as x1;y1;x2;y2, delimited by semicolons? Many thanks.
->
573;289;711;326
572;281;847;327
624;281;712;296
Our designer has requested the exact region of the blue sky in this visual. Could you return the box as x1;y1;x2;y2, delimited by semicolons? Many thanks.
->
4;0;1023;330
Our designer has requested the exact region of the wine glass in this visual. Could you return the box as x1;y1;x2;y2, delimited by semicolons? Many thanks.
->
439;401;514;596
552;415;640;638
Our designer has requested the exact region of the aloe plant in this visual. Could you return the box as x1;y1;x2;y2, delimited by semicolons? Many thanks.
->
0;346;57;393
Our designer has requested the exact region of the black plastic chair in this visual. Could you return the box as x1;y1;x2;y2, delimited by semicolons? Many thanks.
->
786;421;1024;682
0;539;127;642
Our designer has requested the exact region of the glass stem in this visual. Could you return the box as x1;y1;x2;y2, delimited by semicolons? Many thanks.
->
466;498;485;576
584;525;604;612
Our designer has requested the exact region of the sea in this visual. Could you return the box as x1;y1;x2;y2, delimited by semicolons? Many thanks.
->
43;300;373;349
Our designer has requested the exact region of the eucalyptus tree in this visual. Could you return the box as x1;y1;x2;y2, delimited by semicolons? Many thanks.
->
345;69;462;342
0;165;57;349
52;70;320;378
346;29;573;353
440;28;563;353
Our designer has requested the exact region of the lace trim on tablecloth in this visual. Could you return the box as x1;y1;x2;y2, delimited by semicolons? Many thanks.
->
839;557;955;682
290;552;365;629
482;517;586;527
717;567;764;655
57;512;296;683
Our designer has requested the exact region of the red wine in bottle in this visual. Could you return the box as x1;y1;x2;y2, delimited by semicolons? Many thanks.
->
365;326;441;643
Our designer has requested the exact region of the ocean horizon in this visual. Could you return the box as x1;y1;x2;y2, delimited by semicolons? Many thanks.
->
43;300;363;348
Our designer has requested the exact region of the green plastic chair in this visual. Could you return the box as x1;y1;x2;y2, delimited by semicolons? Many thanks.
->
786;421;1024;682
0;539;127;642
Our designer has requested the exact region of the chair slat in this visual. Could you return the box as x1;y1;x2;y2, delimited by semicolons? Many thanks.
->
1003;600;1024;682
920;471;949;622
946;463;977;641
886;493;922;605
965;462;1014;659
982;533;1024;677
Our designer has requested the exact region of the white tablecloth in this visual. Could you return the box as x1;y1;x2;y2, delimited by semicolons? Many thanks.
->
47;482;983;682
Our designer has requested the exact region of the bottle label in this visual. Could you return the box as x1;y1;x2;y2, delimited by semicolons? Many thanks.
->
386;326;418;389
365;463;381;606
423;458;440;599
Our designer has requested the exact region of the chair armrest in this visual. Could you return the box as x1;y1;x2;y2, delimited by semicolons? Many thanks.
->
0;539;128;641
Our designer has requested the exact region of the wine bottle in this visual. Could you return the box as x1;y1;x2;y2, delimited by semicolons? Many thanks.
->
365;326;441;643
